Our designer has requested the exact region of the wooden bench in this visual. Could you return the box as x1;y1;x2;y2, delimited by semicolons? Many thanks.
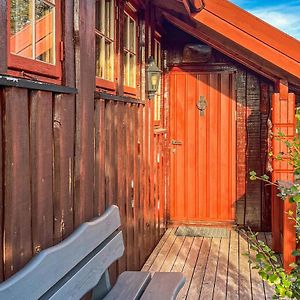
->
0;205;185;299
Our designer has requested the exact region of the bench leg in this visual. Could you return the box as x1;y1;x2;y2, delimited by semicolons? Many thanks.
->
92;270;111;300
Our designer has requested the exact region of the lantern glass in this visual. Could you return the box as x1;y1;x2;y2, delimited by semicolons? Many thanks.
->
146;57;161;98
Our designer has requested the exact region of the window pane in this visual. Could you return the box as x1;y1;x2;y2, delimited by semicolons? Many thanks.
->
10;0;33;59
124;52;129;86
129;54;135;87
105;40;113;81
96;35;104;78
129;18;135;53
124;15;129;50
35;0;55;64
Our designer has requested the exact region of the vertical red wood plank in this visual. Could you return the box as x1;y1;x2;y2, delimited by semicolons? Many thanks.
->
4;87;32;279
94;99;106;216
105;101;117;283
143;100;151;258
282;93;296;272
116;102;127;273
231;74;237;222
138;104;146;264
220;74;230;220
186;73;196;220
30;91;53;254
149;99;156;246
208;73;219;220
272;93;282;252
272;87;296;271
74;0;95;226
0;0;7;73
197;74;208;220
62;0;75;86
174;74;186;220
133;105;140;270
126;103;134;270
53;94;75;243
0;90;3;281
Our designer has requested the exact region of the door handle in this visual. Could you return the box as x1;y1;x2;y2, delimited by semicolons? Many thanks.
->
171;140;183;145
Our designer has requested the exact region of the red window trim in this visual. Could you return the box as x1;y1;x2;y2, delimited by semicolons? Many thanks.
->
95;0;118;91
7;0;62;82
123;3;139;96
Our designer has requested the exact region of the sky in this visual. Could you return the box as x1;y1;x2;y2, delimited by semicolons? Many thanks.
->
230;0;300;40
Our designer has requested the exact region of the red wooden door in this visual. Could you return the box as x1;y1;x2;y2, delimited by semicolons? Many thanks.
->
170;68;236;224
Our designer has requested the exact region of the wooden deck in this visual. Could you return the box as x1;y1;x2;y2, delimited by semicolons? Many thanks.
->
142;228;275;300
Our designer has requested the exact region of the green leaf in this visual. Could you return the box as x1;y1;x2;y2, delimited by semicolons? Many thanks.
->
269;274;281;285
292;249;300;256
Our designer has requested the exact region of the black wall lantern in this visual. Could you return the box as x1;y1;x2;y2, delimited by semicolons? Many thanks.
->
146;56;162;99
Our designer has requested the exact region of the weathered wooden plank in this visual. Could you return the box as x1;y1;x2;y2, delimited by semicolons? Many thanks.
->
171;237;193;272
116;102;127;274
249;233;266;299
239;233;252;300
30;91;54;254
200;238;220;300
94;99;106;217
62;0;75;86
142;228;174;271
213;237;230;300
226;231;239;300
105;101;117;284
74;0;95;226
0;90;3;281
137;105;146;265
133;105;140;270
177;237;202;300
149;229;177;272
187;238;211;299
53;94;75;243
126;103;135;271
160;236;185;272
0;0;7;73
4;87;32;279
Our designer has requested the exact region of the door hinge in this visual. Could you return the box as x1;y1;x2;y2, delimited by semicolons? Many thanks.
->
60;41;64;61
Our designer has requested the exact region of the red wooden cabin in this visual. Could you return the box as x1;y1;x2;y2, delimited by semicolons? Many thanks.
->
0;0;299;285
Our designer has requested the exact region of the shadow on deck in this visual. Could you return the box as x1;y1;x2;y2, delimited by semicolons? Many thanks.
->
142;228;275;300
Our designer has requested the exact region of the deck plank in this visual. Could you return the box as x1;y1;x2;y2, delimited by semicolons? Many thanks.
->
249;233;266;300
171;237;193;272
239;232;252;300
160;236;185;272
177;237;203;300
149;229;177;272
200;238;221;300
226;231;239;300
142;228;174;271
187;238;211;299
213;237;230;300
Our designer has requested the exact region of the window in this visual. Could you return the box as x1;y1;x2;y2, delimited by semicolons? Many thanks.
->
124;10;137;89
154;37;162;124
95;0;115;85
8;0;61;79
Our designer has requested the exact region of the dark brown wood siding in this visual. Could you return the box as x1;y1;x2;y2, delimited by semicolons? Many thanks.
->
0;87;166;281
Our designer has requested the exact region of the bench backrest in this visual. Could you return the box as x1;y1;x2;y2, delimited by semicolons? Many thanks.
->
0;205;124;300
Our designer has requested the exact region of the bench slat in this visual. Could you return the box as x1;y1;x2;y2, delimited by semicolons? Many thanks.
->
43;232;124;300
0;206;121;300
140;272;186;300
103;272;151;300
